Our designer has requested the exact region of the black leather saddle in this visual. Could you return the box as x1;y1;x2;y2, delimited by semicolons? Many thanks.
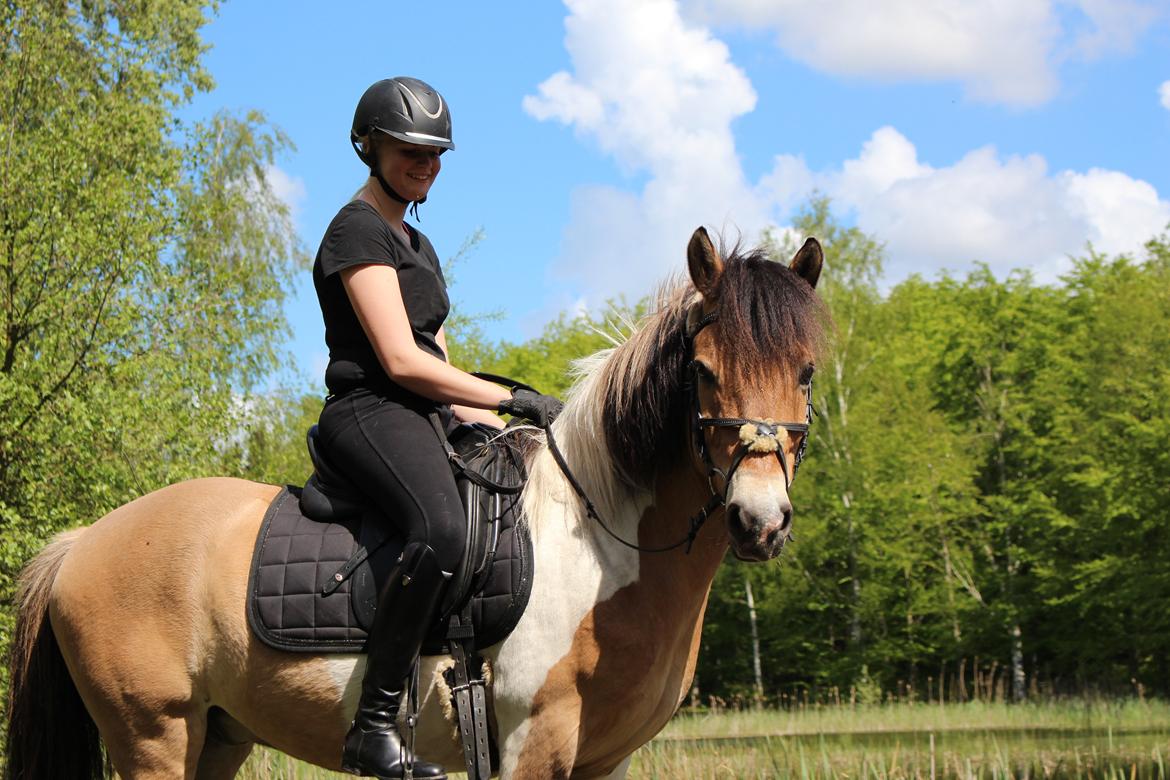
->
246;421;534;655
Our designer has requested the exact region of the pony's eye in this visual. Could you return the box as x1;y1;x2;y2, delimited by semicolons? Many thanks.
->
693;361;718;386
799;364;815;386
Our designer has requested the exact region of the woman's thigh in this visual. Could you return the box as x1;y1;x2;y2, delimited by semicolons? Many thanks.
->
319;393;465;571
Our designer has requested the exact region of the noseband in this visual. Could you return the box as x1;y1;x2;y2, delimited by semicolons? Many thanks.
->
543;305;814;555
686;311;813;506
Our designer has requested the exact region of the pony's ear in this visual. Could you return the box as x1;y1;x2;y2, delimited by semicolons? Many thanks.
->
790;237;823;289
687;227;723;298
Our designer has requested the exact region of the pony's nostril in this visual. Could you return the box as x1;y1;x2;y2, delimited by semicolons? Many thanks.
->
727;503;750;535
779;508;792;534
766;526;780;548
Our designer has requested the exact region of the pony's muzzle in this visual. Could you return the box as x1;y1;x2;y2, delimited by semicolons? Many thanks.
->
725;472;793;561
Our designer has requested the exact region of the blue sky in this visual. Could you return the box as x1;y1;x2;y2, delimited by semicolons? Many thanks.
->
184;0;1170;394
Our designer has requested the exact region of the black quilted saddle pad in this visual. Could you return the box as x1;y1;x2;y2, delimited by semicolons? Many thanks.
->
247;485;532;655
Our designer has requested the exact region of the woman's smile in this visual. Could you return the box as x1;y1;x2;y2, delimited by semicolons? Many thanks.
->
382;143;442;200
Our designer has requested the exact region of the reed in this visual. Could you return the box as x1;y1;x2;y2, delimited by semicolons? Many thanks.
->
660;698;1170;740
630;736;1170;779
236;699;1170;779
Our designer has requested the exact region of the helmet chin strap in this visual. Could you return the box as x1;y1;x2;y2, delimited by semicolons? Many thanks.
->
371;149;425;220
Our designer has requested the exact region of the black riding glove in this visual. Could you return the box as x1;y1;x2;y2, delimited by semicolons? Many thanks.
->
498;388;564;428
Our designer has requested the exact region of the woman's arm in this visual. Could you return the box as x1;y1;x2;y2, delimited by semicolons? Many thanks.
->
341;264;510;411
436;327;504;428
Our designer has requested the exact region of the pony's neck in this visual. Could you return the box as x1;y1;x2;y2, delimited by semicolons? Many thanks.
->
521;288;729;568
532;374;729;587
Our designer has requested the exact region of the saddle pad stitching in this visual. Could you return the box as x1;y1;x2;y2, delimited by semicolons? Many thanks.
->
249;438;533;654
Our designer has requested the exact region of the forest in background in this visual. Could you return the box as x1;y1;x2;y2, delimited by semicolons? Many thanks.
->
3;1;1169;710
452;202;1170;707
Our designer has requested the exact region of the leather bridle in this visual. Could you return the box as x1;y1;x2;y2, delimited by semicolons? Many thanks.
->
687;310;813;501
543;305;814;555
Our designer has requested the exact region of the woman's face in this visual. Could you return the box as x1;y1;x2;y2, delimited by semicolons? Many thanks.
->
377;139;443;202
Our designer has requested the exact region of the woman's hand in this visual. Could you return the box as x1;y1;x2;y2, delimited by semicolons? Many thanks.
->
498;388;564;428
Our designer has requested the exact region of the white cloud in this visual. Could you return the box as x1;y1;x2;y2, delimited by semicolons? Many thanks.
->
773;127;1170;281
1062;168;1170;255
529;0;1169;305
1161;80;1170;110
524;0;769;305
1071;0;1161;59
265;164;308;224
681;0;1162;105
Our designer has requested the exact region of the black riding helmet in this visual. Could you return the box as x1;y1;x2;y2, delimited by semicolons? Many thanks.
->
351;78;453;216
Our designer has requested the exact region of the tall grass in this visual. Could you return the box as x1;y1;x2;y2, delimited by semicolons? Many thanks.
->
660;698;1170;740
631;736;1169;779
237;699;1170;779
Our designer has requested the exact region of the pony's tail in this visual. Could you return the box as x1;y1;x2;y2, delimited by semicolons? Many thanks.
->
4;528;107;780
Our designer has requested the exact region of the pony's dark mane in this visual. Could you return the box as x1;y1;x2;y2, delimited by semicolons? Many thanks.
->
599;246;825;488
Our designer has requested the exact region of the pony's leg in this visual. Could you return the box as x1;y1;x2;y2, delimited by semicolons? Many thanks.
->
496;698;581;780
98;710;207;778
51;527;213;777
53;601;211;777
195;707;255;779
589;755;632;779
194;738;254;780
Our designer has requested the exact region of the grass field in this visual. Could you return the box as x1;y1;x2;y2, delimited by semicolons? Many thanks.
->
239;699;1170;779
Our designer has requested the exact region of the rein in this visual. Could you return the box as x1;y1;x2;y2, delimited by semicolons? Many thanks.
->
542;307;814;555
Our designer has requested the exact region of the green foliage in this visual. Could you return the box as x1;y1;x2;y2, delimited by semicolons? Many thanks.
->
220;391;320;487
449;299;645;398
439;203;1170;703
2;0;1168;713
0;0;304;654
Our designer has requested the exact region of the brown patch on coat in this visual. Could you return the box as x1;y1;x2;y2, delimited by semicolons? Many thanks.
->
511;474;730;779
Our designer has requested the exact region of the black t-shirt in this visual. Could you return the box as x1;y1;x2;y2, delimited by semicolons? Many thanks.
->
313;200;450;396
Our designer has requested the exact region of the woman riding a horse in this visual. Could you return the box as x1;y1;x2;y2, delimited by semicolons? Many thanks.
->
315;77;561;778
5;79;828;780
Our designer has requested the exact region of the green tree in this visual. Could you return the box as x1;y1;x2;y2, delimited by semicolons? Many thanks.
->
919;269;1067;700
1035;235;1170;693
0;0;304;650
451;301;643;398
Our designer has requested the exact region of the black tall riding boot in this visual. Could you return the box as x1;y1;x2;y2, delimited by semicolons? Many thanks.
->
341;542;449;779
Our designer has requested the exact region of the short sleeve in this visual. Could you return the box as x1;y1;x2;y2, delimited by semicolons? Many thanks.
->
318;203;398;279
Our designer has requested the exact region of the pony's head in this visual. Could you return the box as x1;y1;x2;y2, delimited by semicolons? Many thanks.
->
598;227;825;561
686;227;824;560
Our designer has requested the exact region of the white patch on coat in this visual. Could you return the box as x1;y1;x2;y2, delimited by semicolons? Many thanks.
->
488;355;653;777
322;654;364;715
